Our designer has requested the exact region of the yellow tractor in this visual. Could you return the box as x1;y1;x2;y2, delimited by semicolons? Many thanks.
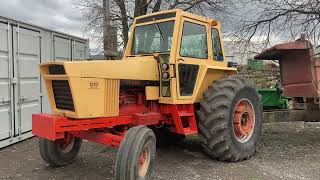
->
33;9;262;180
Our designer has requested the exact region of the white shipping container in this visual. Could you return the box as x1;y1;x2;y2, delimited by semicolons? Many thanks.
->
0;16;89;148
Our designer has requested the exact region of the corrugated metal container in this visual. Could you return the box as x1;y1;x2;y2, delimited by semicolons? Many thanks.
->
0;16;89;148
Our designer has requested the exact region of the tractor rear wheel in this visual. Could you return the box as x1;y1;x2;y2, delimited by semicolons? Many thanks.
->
39;134;82;167
198;76;262;162
115;125;156;180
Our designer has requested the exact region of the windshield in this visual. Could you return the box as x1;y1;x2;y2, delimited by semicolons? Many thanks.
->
132;21;175;55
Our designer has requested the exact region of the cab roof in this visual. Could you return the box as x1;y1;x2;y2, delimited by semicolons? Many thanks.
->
134;9;219;26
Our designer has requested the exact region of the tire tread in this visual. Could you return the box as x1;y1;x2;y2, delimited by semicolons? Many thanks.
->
198;75;262;162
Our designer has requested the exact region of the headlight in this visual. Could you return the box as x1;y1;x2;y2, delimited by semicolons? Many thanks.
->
161;63;169;71
162;72;170;79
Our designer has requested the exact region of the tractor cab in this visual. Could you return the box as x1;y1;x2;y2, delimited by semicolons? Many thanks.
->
124;9;233;104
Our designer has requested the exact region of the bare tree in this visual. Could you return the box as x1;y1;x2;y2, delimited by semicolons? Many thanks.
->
73;0;233;54
233;0;320;52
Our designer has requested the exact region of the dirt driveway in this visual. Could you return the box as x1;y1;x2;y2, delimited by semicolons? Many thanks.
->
0;122;320;180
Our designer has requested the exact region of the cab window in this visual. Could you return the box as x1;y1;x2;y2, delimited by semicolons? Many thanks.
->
212;28;224;61
180;22;208;59
132;21;175;55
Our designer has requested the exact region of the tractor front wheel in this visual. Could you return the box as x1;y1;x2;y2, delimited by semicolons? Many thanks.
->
39;134;82;167
115;125;156;180
198;76;262;162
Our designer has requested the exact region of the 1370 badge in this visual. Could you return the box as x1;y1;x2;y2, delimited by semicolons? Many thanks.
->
88;81;99;89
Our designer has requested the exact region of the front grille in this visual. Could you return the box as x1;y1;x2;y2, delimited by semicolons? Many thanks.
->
48;65;65;75
52;80;74;111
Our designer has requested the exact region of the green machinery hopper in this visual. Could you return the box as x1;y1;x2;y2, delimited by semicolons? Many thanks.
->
258;89;290;110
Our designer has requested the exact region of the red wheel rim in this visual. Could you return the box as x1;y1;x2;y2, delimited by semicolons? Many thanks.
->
233;99;255;143
57;134;74;153
138;146;150;177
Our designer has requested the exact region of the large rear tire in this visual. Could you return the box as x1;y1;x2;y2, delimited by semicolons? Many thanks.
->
198;76;262;162
39;134;82;167
115;125;156;180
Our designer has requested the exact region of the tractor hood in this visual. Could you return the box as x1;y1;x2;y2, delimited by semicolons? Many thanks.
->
40;56;160;81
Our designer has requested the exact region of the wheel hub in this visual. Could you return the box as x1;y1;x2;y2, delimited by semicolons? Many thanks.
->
57;134;74;153
138;147;150;177
233;99;255;143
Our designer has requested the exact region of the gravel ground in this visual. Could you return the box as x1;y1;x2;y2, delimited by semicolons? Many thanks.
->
0;122;320;180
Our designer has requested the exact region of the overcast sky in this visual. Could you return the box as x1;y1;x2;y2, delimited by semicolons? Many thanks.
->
0;0;243;41
0;0;288;55
0;0;86;38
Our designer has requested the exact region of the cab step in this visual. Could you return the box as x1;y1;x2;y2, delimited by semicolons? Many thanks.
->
164;104;198;135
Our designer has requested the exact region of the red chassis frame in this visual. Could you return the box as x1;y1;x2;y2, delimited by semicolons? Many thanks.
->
32;104;198;147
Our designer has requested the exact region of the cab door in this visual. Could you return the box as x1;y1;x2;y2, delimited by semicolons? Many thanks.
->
176;17;209;100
